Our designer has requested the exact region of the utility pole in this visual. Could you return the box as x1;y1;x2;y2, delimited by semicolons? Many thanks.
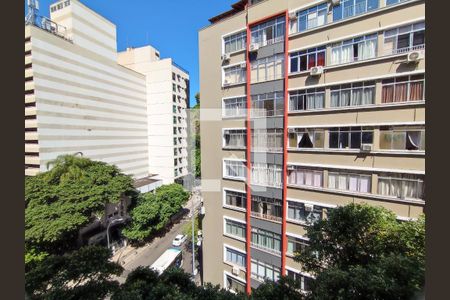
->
191;192;195;276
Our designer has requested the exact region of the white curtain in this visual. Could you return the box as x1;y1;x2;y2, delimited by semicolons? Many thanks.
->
314;173;322;187
316;93;325;109
362;87;374;105
328;173;337;189
331;91;340;107
407;132;421;149
297;171;304;185
349;176;358;191
331;47;341;65
341;90;351;106
305;172;313;186
352;88;363;106
338;175;347;190
306;94;315;110
359;176;371;193
341;45;353;63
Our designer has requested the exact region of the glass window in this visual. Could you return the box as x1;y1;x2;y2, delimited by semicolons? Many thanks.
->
224;160;246;179
251;54;284;83
289;88;325;111
287;201;330;224
383;21;425;55
330;34;377;65
252;129;283;152
223;97;247;117
251;163;283;188
290;47;326;73
287;236;309;256
223;65;246;86
251;196;283;222
297;3;328;32
333;0;379;21
251;228;282;254
251;16;285;47
224;129;246;148
251;92;284;117
330;81;375;107
288;128;324;149
329;127;374;149
225;247;246;267
226;275;246;293
328;171;372;193
381;75;425;103
225;190;247;209
225;219;246;239
379;126;425;151
378;173;425;200
224;31;247;54
287;270;314;292
287;166;323;188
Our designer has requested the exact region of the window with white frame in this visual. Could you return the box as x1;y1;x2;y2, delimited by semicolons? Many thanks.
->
290;46;326;73
251;259;281;282
383;22;425;55
289;88;325;111
286;270;314;292
378;173;425;200
332;0;379;22
386;0;410;5
225;246;246;267
251;227;282;254
251;195;283;222
329;127;374;149
252;129;284;152
223;129;246;148
224;190;247;210
251;92;284;117
330;33;378;65
287;235;309;256
250;54;284;83
379;126;425;151
381;75;425;103
225;274;246;294
225;218;246;239
251;163;283;188
251;16;285;47
288;128;325;149
328;171;372;193
223;96;247;117
224;160;246;179
330;81;375;107
224;31;247;54
287;201;330;224
296;3;328;32
223;64;246;86
287;166;323;188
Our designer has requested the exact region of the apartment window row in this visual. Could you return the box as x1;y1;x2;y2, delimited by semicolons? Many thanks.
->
225;274;246;294
252;129;284;152
287;235;309;256
384;22;425;55
251;163;283;188
224;160;246;180
379;126;425;151
251;227;282;255
287;201;330;225
224;190;247;210
250;54;284;83
223;64;246;86
251;16;285;47
289;74;425;112
223;96;247;118
223;129;246;148
290;46;326;73
251;91;284;117
224;31;246;54
296;3;328;32
225;218;246;239
287;165;425;200
329;126;374;149
225;246;246;268
331;33;378;65
286;270;313;292
251;196;283;222
288;128;325;149
251;259;281;282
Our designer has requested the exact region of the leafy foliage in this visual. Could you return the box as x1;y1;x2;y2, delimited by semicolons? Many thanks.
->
295;204;425;300
25;245;123;300
122;184;190;242
25;155;137;265
182;214;200;246
250;276;304;300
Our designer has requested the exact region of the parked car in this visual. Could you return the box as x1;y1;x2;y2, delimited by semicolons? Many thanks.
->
172;234;187;247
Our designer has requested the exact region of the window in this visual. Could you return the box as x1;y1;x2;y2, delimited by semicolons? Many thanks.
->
173;127;177;135
174;159;178;166
174;169;178;177
172;72;176;80
251;92;284;117
223;64;246;86
173;95;176;103
332;0;379;21
173;116;177;124
329;127;374;149
224;160;246;180
225;247;246;267
381;75;425;103
297;3;328;32
287;166;323;188
224;31;246;54
225;274;246;294
173;137;177;145
250;54;284;83
379;126;425;151
251;228;282;254
252;129;283;152
251;196;283;222
383;22;425;55
223;96;247;117
173;105;177;113
378;173;425;200
287;270;313;292
330;81;375;107
173;84;176;92
289;88;325;111
287;201;330;224
251;16;285;47
288;128;324;149
225;219;246;239
330;34;377;65
287;236;309;256
290;47;326;73
328;171;372;193
386;0;409;5
174;148;178;156
251;163;283;188
251;260;281;282
224;129;246;148
224;190;247;210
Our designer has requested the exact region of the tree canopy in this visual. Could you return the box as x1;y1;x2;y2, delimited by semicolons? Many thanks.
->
295;203;425;300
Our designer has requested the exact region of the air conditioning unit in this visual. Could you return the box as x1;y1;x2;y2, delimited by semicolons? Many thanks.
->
289;12;298;20
407;50;424;63
310;66;324;76
249;43;260;52
330;0;341;6
200;206;206;215
222;53;231;61
305;203;314;212
232;266;240;275
360;143;373;152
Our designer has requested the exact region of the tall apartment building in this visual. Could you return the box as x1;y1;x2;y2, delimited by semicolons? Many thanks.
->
199;0;424;294
118;46;190;184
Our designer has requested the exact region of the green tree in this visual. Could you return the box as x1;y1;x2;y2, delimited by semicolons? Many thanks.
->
25;155;137;266
182;214;200;246
193;92;200;109
251;276;304;300
122;184;190;243
25;245;123;300
295;204;425;300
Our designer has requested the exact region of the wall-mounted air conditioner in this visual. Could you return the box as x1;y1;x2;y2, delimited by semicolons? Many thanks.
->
360;144;373;152
310;66;324;76
249;43;260;52
407;50;424;63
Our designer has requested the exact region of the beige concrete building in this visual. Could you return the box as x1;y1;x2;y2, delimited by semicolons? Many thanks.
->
199;0;424;294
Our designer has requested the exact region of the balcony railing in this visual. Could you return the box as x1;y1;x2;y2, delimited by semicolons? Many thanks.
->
385;44;425;56
250;243;281;256
250;211;282;223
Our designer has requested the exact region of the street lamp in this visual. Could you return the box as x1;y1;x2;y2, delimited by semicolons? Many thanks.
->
107;217;124;250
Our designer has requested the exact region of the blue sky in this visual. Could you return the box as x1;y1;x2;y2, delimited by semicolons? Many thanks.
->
25;0;235;107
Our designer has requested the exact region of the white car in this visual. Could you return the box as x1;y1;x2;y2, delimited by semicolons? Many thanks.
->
172;234;187;247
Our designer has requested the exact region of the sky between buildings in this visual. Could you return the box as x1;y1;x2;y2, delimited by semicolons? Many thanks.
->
25;0;235;107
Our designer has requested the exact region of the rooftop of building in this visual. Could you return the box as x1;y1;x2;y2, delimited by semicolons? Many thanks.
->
208;0;248;24
133;175;161;188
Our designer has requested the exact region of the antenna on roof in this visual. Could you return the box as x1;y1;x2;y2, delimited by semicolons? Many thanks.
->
25;0;40;26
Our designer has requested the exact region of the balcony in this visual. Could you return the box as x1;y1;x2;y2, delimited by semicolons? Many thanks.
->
250;243;281;256
384;44;425;56
250;211;282;223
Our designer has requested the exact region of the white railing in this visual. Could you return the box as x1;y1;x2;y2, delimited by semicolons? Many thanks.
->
385;44;425;56
250;211;282;223
250;243;282;256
